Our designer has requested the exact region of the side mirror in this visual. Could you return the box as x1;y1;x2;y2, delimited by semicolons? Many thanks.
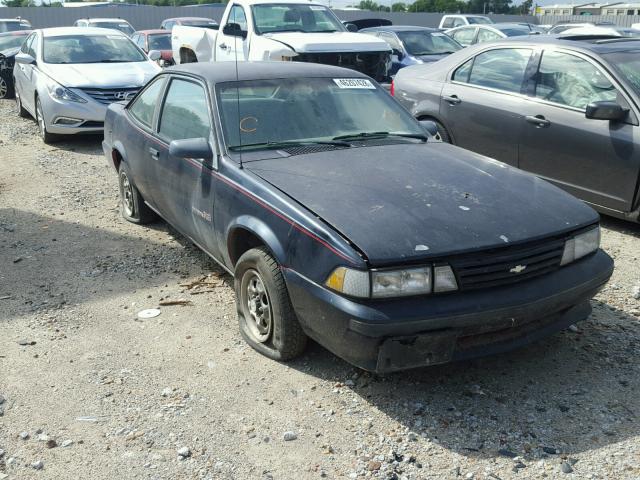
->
345;23;358;32
586;101;627;121
419;119;439;138
391;48;404;60
15;52;35;65
148;50;161;62
223;22;247;39
169;138;213;161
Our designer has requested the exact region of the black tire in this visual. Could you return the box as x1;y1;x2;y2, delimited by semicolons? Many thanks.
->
235;247;307;361
0;74;14;99
15;86;28;117
118;163;157;224
35;96;60;144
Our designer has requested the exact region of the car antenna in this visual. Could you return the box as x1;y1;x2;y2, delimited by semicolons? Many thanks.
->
233;11;243;169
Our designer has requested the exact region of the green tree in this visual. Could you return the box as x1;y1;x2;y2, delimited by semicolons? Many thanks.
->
391;2;406;11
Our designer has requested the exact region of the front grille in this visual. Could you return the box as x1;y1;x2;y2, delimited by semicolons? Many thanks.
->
79;87;140;105
295;51;390;82
450;237;566;291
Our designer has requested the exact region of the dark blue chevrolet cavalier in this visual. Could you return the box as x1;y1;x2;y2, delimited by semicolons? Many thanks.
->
102;62;614;373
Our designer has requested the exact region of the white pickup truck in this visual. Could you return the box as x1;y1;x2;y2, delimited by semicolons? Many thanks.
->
171;0;392;82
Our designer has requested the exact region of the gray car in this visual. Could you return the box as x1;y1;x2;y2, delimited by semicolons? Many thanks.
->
13;27;159;144
446;23;533;47
392;36;640;222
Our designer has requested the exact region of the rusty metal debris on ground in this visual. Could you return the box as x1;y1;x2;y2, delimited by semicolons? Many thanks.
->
158;299;192;306
179;274;224;295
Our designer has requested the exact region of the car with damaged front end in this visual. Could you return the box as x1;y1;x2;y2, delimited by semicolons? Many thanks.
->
102;62;613;373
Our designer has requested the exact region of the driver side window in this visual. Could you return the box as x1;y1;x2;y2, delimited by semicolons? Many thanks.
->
535;50;618;110
227;5;248;31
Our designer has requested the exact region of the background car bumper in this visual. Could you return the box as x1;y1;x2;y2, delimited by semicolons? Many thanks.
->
284;249;613;373
41;93;107;134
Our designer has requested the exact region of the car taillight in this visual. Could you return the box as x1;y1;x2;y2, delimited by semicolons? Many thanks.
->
390;80;395;96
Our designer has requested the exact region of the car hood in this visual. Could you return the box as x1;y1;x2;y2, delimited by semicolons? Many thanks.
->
265;31;391;53
0;46;19;59
41;61;160;88
246;143;598;266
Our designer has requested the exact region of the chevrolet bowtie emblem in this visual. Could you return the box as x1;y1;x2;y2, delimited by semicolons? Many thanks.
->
510;264;527;274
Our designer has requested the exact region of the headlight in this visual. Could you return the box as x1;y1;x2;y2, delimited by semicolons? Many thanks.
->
45;77;87;103
325;264;458;299
561;226;600;266
372;267;431;298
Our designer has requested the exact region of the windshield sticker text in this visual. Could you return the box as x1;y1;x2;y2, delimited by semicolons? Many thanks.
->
333;78;376;89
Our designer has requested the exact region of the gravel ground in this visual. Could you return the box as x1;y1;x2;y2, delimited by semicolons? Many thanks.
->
1;97;640;480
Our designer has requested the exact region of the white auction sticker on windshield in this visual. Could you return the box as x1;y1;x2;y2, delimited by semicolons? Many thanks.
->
333;78;376;89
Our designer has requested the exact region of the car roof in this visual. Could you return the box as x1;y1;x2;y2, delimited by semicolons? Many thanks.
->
136;29;168;35
164;17;216;22
166;61;370;83
41;27;128;37
83;18;132;23
506;34;640;53
360;25;439;33
489;23;532;31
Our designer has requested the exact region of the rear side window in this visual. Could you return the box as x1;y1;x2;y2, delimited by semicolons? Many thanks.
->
159;79;211;141
535;50;618;110
129;77;165;128
450;27;475;46
476;28;501;43
466;48;532;93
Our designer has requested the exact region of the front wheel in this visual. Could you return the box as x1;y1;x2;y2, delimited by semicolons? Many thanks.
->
36;97;60;144
0;75;13;99
235;247;307;361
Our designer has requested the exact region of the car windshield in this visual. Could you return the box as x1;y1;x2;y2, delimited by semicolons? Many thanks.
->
89;22;135;36
216;77;425;152
602;50;640;95
148;33;172;50
252;4;345;34
497;26;531;36
0;33;29;51
182;20;218;29
0;22;28;33
397;30;461;55
468;17;493;24
43;34;146;64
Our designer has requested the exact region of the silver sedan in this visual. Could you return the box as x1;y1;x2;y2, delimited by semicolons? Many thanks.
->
13;27;159;143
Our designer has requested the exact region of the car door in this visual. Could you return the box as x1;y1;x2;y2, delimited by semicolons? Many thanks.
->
518;49;640;213
217;4;249;62
13;32;35;105
124;76;168;201
153;76;217;246
20;32;39;114
449;27;477;47
439;47;535;166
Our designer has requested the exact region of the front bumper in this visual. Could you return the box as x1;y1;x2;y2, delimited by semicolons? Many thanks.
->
284;249;613;373
40;90;107;135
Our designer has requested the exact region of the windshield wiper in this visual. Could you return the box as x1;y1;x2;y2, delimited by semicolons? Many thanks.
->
83;59;128;63
415;51;455;55
333;131;428;141
229;140;351;151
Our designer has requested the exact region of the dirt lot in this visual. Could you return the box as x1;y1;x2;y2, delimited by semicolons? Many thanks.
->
1;97;640;480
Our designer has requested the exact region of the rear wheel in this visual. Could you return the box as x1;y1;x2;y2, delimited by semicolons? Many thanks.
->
15;86;28;117
235;247;307;361
36;97;60;144
118;163;157;224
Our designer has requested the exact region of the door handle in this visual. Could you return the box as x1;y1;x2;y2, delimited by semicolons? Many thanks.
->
149;147;159;160
442;95;461;105
525;115;551;128
219;43;228;50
